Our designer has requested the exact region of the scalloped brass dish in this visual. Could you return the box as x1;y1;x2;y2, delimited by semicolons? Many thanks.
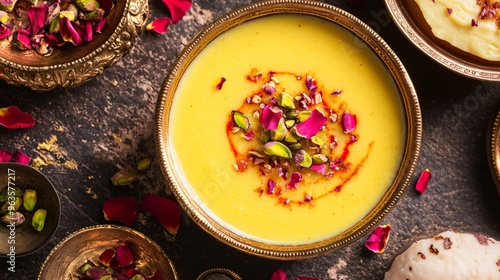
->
0;0;148;91
38;224;178;280
385;0;500;81
155;0;421;260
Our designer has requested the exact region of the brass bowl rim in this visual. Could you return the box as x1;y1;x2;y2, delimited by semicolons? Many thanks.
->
37;224;179;280
487;101;500;196
385;0;500;81
0;162;61;257
155;0;422;260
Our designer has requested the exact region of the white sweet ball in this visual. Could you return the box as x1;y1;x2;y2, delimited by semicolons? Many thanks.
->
385;231;500;280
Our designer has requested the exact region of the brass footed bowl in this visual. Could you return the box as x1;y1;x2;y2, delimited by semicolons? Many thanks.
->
0;0;148;91
156;0;422;260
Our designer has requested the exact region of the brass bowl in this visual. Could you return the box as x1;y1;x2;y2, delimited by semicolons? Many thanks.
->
38;224;178;280
196;268;242;280
487;102;500;196
155;0;421;260
0;0;149;91
385;0;500;81
0;163;60;257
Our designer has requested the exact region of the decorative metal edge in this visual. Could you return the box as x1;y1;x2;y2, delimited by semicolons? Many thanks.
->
0;0;149;91
196;268;242;280
487;101;500;196
154;0;422;260
37;224;179;280
385;0;500;81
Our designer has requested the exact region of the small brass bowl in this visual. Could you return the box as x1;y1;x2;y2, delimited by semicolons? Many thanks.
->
385;0;500;81
0;0;149;91
38;224;179;280
155;0;421;260
0;163;60;257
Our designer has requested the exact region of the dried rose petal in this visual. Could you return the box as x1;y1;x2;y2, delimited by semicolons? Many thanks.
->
243;130;254;141
161;0;192;23
365;224;392;253
14;31;31;50
86;266;111;279
0;150;12;162
94;18;107;33
267;179;276;194
141;194;181;235
295;109;327;138
305;75;317;92
215;77;226;90
99;248;115;266
271;269;287;280
331;89;342;96
286;172;302;189
260;105;283;130
116;242;134;268
415;168;431;194
60;17;83;46
14;149;31;164
27;4;48;35
0;25;11;40
103;196;139;226
471;18;478;27
146;17;172;34
0;106;35;129
262;81;276;95
447;8;453;15
310;163;326;175
341;110;356;133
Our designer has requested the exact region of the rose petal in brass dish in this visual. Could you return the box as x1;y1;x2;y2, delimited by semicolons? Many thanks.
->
385;0;500;81
38;224;178;280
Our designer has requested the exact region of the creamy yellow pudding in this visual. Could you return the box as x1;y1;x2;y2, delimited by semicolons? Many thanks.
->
169;14;406;244
414;0;500;61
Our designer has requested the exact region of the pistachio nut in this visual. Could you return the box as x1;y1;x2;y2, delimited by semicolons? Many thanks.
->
0;186;23;202
2;212;25;225
0;10;7;24
298;111;311;122
232;111;250;131
294;149;312;168
311;135;325;146
75;0;100;12
22;189;37;212
78;262;94;274
1;196;22;214
32;208;47;232
49;17;61;33
263;141;292;158
312;154;329;164
269;119;288;141
136;158;151;171
278;92;295;109
111;167;139;186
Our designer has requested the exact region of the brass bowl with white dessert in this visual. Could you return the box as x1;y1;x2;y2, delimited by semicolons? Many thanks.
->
155;0;422;260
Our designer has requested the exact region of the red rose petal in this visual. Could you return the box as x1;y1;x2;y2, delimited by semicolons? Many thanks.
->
365;224;392;253
146;17;172;34
99;248;116;266
0;106;35;129
0;25;11;40
14;149;31;165
260;105;283;130
161;0;192;23
116;242;134;268
415;168;431;194
271;269;288;280
141;194;181;235
27;4;48;35
0;150;13;162
60;17;83;46
215;77;226;90
103;196;139;226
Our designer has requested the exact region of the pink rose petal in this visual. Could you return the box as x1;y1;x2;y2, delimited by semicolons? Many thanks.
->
260;105;283;130
295;109;327;138
14;149;31;164
161;0;192;23
60;17;83;46
0;106;35;129
415;168;431;194
115;242;134;268
103;196;139;227
271;269;287;280
27;4;48;35
286;172;302;189
0;25;11;40
146;17;172;34
341;110;356;133
365;224;391;253
310;163;326;175
0;150;13;162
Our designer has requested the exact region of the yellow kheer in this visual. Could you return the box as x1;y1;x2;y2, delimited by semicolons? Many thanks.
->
169;14;406;244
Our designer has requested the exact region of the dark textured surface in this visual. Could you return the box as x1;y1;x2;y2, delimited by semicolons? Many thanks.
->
1;0;500;279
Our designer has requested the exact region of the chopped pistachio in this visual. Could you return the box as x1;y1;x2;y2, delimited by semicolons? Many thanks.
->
284;129;300;143
251;95;262;103
111;167;139;186
78;262;94;274
0;10;7;24
2;212;25;225
49;17;61;33
263;141;292;158
136;158;151;171
278;92;295;109
298;111;311;122
22;189;37;212
75;0;100;12
0;0;17;12
0;186;23;202
269;119;288;141
32;208;47;231
59;10;77;21
259;131;269;143
289;143;302;150
311;135;325;146
232;111;250;131
1;196;22;214
286;110;299;119
285;119;296;128
312;154;329;164
294;149;312;168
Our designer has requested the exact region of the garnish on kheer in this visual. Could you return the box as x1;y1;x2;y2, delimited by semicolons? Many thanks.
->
414;0;500;61
170;15;406;244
